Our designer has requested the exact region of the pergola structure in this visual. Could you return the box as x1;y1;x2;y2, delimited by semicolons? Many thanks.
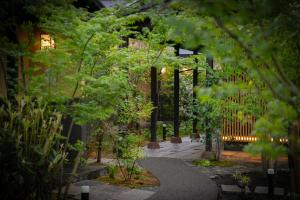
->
147;44;213;149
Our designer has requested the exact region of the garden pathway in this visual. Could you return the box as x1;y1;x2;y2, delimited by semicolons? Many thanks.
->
143;136;205;160
68;137;218;200
139;157;218;200
137;137;218;200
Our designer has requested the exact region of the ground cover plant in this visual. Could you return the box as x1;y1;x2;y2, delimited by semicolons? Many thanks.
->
193;159;236;168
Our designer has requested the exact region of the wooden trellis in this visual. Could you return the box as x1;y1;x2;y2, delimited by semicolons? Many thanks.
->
222;73;265;143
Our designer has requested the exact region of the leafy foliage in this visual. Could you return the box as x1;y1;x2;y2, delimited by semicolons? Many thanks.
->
144;0;300;161
113;134;144;182
106;164;118;179
0;96;65;200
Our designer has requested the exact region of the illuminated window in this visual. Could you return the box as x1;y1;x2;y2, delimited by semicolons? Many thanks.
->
40;34;55;49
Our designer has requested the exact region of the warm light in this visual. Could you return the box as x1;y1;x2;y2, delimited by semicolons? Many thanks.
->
161;67;166;74
41;34;55;49
222;135;288;143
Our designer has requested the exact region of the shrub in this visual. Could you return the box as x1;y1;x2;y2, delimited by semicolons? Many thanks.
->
113;133;144;182
0;96;65;200
232;171;251;186
106;164;118;179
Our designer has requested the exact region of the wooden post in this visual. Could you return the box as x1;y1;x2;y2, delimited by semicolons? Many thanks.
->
171;45;182;143
205;55;213;151
174;67;179;138
192;50;200;139
148;66;160;149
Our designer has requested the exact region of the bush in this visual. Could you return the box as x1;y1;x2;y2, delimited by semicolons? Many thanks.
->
232;171;251;186
0;96;65;200
179;120;193;136
106;164;118;179
113;133;144;182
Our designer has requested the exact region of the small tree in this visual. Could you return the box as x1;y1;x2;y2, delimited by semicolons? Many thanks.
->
113;133;144;182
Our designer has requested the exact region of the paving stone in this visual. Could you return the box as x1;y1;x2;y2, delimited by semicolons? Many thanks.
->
254;186;268;194
112;189;155;200
144;137;205;161
221;184;242;193
254;186;284;196
73;180;101;186
274;187;285;196
209;175;217;179
221;184;250;193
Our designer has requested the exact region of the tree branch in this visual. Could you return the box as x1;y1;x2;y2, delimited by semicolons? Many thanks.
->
71;33;95;98
258;21;300;97
214;17;299;109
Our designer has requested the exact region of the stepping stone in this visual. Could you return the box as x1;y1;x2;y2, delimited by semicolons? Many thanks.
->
254;186;267;194
254;186;284;196
221;184;250;193
209;175;217;179
112;189;155;200
274;187;284;196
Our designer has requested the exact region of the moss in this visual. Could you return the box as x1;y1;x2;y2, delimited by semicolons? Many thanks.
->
193;159;236;167
98;168;160;189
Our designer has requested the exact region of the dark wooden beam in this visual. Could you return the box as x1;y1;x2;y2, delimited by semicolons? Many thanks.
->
171;45;182;143
174;67;179;137
148;66;160;149
192;50;200;139
205;55;213;151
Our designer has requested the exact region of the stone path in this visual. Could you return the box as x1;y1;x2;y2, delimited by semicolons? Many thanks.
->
144;136;205;160
139;157;218;200
68;137;218;200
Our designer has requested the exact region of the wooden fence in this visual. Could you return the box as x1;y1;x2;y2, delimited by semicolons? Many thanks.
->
222;73;265;142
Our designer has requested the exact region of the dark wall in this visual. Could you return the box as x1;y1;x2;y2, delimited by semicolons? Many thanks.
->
62;117;91;160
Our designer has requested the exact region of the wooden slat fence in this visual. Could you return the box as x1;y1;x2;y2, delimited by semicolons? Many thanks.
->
222;72;269;142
